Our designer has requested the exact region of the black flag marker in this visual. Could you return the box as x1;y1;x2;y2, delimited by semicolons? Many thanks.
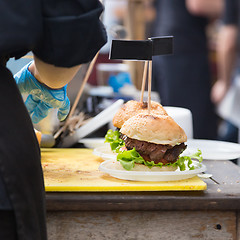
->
110;36;173;60
151;36;173;56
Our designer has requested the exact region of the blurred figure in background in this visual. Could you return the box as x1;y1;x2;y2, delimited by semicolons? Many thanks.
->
211;0;240;143
151;0;223;139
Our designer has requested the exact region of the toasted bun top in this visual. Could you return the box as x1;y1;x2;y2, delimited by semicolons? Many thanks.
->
120;114;187;146
113;100;167;128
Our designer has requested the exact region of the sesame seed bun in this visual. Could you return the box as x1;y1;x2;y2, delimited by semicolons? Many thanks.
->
120;113;187;146
113;100;167;129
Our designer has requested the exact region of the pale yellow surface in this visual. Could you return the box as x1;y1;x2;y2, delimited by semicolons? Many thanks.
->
41;148;207;192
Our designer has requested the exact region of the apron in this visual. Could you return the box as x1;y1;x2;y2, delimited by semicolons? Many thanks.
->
0;61;47;240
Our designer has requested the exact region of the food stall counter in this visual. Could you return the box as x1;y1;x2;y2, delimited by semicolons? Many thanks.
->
44;149;240;240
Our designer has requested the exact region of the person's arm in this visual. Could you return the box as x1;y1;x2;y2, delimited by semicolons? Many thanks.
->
211;24;238;104
15;0;107;124
14;0;107;124
29;55;81;89
185;0;223;18
211;0;239;104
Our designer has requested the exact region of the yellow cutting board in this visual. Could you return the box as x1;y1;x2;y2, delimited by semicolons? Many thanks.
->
41;148;207;192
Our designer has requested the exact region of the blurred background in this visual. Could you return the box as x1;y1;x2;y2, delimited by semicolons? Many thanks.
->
7;0;240;154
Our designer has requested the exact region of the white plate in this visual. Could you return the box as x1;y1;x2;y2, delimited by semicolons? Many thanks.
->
184;139;240;160
79;138;105;149
99;160;206;182
93;145;117;161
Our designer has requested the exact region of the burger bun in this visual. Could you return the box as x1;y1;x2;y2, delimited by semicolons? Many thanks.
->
113;100;167;129
120;113;187;146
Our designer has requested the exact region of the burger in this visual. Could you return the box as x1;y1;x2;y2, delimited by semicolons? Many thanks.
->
117;113;189;171
105;101;202;171
105;100;167;152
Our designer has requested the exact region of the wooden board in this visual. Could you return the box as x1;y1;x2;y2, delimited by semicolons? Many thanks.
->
41;148;207;192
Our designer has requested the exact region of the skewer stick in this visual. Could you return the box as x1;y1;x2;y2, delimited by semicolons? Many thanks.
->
148;60;152;114
140;61;148;103
68;52;99;121
54;52;99;139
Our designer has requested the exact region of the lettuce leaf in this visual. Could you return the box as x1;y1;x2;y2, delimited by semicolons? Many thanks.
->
117;148;203;171
117;148;144;170
174;149;203;171
104;129;125;153
187;149;203;163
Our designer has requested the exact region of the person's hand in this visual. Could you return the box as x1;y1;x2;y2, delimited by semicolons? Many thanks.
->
211;79;230;105
14;62;70;124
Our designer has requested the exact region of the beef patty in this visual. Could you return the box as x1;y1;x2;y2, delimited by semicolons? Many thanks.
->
121;134;186;165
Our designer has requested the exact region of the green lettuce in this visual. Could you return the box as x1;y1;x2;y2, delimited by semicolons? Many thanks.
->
174;149;203;171
117;148;203;171
104;129;125;153
117;148;165;171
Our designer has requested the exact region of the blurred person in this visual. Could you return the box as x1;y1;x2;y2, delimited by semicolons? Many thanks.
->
151;0;223;139
0;0;106;239
211;0;240;143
